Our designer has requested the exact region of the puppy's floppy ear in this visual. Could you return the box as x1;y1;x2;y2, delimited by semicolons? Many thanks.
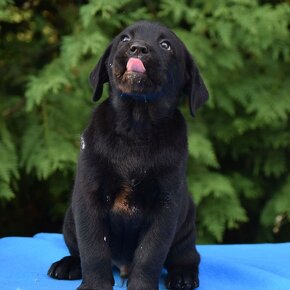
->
184;52;209;117
89;43;112;102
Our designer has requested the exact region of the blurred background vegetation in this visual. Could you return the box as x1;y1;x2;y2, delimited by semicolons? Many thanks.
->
0;0;290;243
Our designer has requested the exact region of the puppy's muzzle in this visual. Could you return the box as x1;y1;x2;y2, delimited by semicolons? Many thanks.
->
128;42;149;56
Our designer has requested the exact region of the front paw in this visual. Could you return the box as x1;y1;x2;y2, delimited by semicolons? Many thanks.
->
127;280;158;290
166;267;199;290
48;256;81;280
77;282;113;290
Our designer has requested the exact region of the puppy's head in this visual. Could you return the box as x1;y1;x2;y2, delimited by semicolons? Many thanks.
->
90;21;208;116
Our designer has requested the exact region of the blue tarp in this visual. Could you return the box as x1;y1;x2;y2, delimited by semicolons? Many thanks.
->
0;233;289;290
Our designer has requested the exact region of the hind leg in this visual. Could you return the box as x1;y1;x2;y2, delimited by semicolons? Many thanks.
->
48;206;82;280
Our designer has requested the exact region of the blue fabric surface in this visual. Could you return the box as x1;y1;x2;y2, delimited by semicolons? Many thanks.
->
0;233;289;290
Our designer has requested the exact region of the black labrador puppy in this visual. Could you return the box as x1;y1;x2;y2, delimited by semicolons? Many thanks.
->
48;21;208;290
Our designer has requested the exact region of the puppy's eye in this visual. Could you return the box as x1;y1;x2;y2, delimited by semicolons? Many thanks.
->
121;35;131;42
160;41;171;51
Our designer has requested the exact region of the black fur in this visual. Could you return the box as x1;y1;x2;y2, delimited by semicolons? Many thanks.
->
48;21;208;290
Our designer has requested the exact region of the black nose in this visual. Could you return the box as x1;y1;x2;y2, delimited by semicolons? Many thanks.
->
129;42;149;55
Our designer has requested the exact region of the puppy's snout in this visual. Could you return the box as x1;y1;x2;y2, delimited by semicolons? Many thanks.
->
129;42;149;56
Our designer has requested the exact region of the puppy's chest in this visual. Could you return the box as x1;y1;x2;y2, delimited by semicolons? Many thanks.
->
110;178;159;216
111;183;137;215
110;143;152;177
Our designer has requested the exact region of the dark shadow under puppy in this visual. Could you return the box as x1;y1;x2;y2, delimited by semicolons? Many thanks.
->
48;20;208;290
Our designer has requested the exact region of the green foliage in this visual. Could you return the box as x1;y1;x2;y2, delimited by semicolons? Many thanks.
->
1;0;290;243
261;177;290;228
198;194;248;242
0;127;19;200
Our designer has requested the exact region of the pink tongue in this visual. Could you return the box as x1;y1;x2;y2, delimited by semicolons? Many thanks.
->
126;58;146;73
